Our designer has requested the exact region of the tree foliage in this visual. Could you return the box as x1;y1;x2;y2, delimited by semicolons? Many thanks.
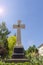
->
26;45;38;59
7;35;16;58
7;36;16;50
0;22;10;58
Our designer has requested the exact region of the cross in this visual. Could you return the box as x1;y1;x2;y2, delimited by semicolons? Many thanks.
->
13;20;25;47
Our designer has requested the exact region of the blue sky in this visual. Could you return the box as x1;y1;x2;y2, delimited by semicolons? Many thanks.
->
0;0;43;49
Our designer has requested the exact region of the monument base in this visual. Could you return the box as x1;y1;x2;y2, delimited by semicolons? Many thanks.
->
12;46;25;59
3;46;29;63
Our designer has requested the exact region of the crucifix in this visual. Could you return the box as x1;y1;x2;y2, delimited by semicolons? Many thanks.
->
13;20;25;47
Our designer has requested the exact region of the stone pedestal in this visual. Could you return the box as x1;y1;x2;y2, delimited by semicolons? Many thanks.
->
12;46;25;59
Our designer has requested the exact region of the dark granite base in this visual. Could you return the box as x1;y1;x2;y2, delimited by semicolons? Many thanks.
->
12;47;25;59
13;47;24;53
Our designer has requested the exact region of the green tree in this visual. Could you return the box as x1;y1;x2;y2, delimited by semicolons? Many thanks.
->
0;22;10;58
7;35;16;58
26;45;38;59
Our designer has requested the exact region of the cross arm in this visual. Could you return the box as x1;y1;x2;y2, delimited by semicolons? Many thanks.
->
20;24;25;28
13;25;18;28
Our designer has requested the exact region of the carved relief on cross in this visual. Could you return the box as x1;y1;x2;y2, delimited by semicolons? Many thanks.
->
13;20;25;47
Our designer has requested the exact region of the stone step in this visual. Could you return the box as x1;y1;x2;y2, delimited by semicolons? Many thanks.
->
3;59;29;63
13;53;24;55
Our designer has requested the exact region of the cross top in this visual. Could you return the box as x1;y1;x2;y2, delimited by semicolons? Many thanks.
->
18;20;21;24
17;20;21;27
13;20;25;47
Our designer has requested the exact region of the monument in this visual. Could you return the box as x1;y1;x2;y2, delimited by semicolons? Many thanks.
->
4;20;29;62
12;20;25;58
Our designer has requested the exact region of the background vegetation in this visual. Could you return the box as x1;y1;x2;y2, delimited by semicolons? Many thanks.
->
0;22;43;65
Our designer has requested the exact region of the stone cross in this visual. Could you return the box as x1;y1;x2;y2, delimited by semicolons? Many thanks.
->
13;20;25;47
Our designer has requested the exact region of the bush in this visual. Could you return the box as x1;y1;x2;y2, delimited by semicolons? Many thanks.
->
0;61;43;65
0;61;30;65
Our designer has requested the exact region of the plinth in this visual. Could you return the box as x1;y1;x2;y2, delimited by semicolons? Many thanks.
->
12;46;25;58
